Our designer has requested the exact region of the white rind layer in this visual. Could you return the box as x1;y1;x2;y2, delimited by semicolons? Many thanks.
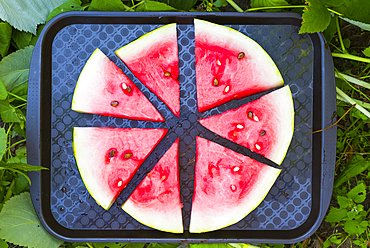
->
266;85;295;165
194;18;284;92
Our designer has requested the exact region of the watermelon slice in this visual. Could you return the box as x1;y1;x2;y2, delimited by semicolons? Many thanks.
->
195;19;284;112
189;136;281;233
115;24;180;117
122;139;183;233
71;48;164;122
73;127;167;210
199;85;294;165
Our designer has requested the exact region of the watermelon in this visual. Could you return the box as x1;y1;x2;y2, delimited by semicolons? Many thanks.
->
115;24;180;117
72;48;164;122
195;19;284;112
198;85;294;165
189;136;281;233
122;139;183;233
73;127;167;210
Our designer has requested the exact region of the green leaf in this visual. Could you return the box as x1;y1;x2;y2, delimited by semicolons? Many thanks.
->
136;0;178;11
337;195;351;208
13;173;29;195
251;0;289;8
334;155;370;188
13;123;26;139
347;210;356;219
0;99;21;123
214;0;228;7
363;46;370;57
0;46;34;92
344;219;368;235
0;239;8;248
333;0;370;24
323;15;337;42
1;162;47;172
339;16;370;32
0;78;7;100
325;207;347;223
0;0;69;35
0;22;12;57
29;24;45;46
0;192;63;248
47;0;85;23
190;244;233;248
348;183;366;203
300;0;331;34
92;243;130;248
0;128;6;161
11;29;32;50
148;244;180;248
89;0;130;11
322;0;345;7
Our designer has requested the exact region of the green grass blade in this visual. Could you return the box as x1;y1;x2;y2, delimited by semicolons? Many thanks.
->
336;72;370;90
336;87;370;118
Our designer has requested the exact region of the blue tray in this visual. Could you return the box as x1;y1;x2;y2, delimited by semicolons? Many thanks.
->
27;11;336;243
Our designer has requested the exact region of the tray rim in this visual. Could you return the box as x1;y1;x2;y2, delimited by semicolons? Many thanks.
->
27;11;336;244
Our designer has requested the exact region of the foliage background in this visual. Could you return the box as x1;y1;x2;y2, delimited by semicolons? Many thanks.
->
0;0;370;247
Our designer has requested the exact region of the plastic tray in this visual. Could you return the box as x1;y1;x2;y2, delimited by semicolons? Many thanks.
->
27;11;336;243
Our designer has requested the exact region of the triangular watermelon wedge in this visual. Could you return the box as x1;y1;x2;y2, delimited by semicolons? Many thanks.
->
199;85;294;165
115;24;180;117
122;138;183;233
72;48;164;122
73;127;168;210
195;19;284;112
189;136;281;233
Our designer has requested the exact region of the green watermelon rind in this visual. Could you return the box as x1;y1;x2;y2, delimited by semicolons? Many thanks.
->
71;48;165;122
121;139;183;233
189;137;282;233
115;23;180;117
73;127;167;210
194;19;284;112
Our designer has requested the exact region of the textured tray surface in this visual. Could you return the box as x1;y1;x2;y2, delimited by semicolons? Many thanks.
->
50;22;313;231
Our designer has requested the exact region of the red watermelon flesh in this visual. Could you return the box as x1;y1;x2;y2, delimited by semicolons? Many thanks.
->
195;19;284;112
122;139;183;233
72;48;164;122
115;24;180;117
189;136;281;233
73;127;167;210
198;85;294;165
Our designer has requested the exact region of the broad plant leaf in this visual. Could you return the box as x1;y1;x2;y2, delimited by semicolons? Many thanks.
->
0;128;6;161
322;0;345;7
163;0;198;10
30;24;45;46
13;173;30;195
323;15;337;42
0;78;7;100
0;99;21;123
300;0;331;34
333;0;370;24
89;0;130;11
334;155;370;188
337;195;351;208
348;183;366;203
325;207;347;223
214;0;228;7
47;0;85;23
0;22;12;57
339;17;370;32
251;0;289;8
0;162;47;172
344;220;368;235
92;243;130;248
136;0;178;11
363;46;370;57
0;46;34;92
0;0;69;35
0;192;63;248
11;29;32;50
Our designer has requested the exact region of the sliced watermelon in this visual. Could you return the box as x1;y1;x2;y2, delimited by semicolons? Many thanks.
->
122;139;183;233
115;24;180;117
73;127;167;210
199;85;294;165
195;19;284;112
72;48;164;122
189;136;281;233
